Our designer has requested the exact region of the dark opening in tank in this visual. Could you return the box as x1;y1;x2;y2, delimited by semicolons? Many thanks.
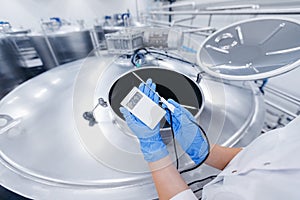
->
109;68;203;128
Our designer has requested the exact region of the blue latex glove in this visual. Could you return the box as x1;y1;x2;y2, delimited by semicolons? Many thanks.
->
120;79;168;162
163;99;209;164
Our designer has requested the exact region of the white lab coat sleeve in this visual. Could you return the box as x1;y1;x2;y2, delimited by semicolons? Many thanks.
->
202;116;300;200
170;189;197;200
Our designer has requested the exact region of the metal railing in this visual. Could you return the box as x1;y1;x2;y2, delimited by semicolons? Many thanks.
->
148;3;300;36
150;8;300;16
158;1;196;9
205;4;260;11
262;84;300;131
264;86;300;107
264;100;298;118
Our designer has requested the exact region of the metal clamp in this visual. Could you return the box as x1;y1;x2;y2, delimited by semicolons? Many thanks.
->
196;72;205;84
83;98;108;127
98;98;108;107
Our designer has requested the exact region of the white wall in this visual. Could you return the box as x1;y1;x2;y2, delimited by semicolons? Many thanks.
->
0;0;147;31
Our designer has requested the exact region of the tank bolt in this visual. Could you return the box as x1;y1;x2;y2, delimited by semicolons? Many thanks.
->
82;112;97;127
98;98;108;107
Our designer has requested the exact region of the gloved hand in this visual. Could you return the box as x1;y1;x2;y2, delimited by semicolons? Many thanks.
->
120;79;168;162
163;99;209;164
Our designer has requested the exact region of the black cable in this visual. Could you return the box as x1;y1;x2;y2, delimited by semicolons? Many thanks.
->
131;47;198;68
130;48;149;67
189;175;218;200
187;175;217;187
168;109;179;170
165;108;210;173
146;50;197;67
193;187;203;194
130;48;210;173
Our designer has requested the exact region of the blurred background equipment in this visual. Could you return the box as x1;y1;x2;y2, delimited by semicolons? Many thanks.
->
29;17;94;69
105;29;144;54
0;35;26;97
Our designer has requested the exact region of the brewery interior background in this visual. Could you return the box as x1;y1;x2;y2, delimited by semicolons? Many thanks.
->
0;0;300;199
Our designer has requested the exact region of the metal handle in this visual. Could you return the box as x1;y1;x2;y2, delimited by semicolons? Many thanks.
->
0;114;21;135
150;8;300;16
183;27;216;33
160;2;196;9
0;114;13;129
205;4;259;11
82;98;108;127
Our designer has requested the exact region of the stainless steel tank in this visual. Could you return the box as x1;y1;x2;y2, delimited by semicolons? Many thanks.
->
0;36;26;97
93;25;106;49
2;23;51;70
30;27;94;70
1;17;297;199
0;51;265;199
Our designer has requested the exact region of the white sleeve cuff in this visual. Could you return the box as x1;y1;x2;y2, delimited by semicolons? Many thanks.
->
170;189;197;200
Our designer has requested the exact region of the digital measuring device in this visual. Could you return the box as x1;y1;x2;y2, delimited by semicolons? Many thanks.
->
131;72;176;113
121;86;166;129
121;72;197;129
120;72;176;130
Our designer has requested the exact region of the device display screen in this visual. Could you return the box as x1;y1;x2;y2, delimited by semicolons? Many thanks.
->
126;92;143;110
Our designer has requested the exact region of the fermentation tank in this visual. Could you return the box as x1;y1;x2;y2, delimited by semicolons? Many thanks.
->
0;18;299;199
30;25;94;69
0;35;26;97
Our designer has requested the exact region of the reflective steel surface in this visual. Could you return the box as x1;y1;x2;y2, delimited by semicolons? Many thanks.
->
30;30;94;69
0;52;264;199
0;36;26;97
198;18;300;80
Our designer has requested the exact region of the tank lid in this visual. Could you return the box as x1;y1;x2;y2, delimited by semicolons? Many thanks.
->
197;17;300;81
